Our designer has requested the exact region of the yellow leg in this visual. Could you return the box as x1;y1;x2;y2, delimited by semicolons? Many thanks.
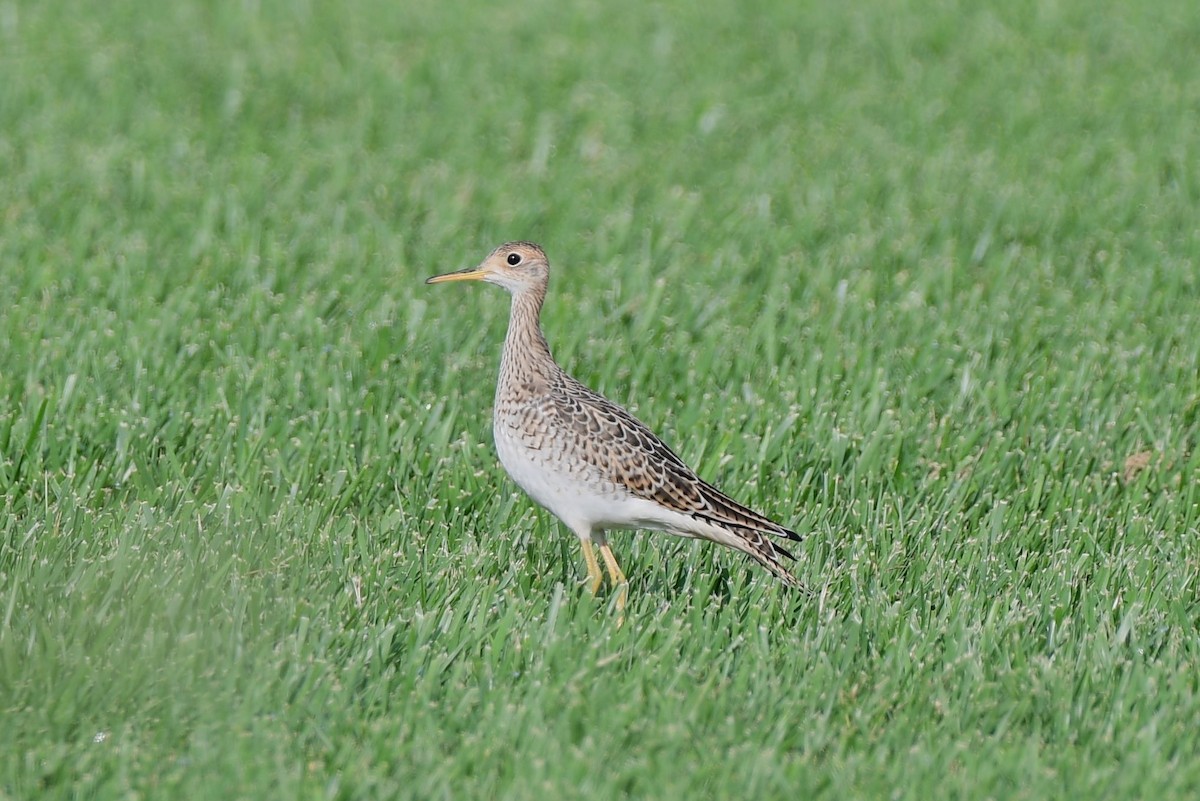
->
598;542;628;614
580;540;604;596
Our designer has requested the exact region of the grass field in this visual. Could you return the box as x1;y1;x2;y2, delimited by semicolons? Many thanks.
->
3;0;1199;797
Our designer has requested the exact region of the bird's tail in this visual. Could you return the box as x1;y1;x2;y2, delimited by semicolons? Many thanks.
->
738;530;811;596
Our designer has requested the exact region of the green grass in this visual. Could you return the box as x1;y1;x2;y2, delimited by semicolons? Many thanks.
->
2;0;1199;797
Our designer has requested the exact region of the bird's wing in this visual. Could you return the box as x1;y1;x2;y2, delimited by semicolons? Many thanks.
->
551;375;801;549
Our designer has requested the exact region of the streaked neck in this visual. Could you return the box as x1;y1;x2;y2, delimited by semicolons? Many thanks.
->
499;285;557;390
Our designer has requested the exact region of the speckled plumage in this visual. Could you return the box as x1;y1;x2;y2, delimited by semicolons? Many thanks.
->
427;242;807;605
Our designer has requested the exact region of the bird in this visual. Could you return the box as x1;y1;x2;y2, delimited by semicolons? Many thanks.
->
426;241;807;612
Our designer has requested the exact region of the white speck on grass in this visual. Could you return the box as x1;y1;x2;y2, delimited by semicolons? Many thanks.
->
529;113;554;176
699;105;724;134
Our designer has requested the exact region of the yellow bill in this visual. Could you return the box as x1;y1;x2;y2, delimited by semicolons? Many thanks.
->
426;267;488;284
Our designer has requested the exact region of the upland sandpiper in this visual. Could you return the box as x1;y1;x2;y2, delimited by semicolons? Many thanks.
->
427;242;806;610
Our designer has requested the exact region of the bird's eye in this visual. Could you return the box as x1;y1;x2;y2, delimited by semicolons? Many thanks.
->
507;253;522;266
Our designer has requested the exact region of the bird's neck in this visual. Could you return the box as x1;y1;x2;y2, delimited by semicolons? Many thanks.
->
499;286;558;393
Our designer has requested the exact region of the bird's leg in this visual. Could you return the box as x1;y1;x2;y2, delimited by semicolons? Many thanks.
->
580;539;604;596
598;542;628;613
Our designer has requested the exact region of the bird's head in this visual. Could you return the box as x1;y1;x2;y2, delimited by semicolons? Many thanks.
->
426;241;549;295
